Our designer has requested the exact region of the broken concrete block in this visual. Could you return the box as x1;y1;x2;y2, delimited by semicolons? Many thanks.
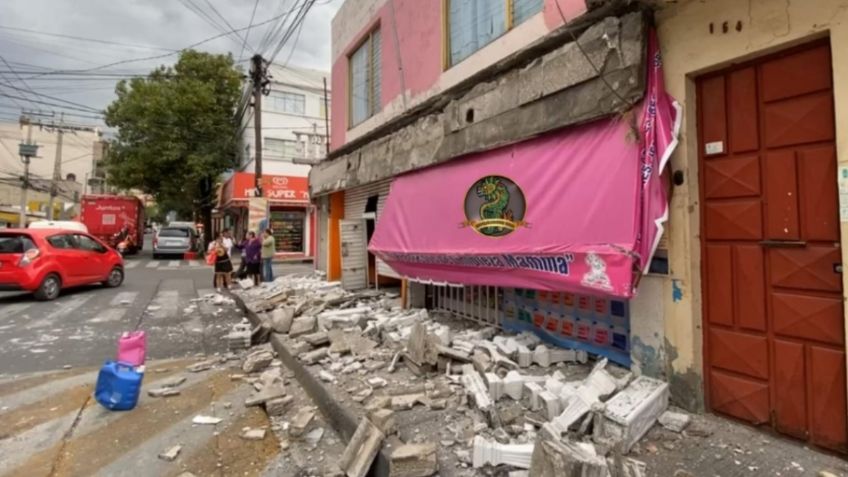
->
319;370;335;383
539;390;561;420
241;428;267;440
148;387;181;398
524;382;544;411
304;427;324;446
549;348;589;364
158;444;181;461
186;359;217;373
461;370;493;412
271;306;295;333
406;322;429;366
301;347;328;364
342;361;363;374
245;384;286;407
471;350;493;374
485;372;504;401
160;376;187;388
242;349;274;373
658;410;691;433
503;371;525;400
287;339;312;356
516;345;532;368
289;407;316;437
339;418;385;477
476;341;519;369
192;415;222;425
528;437;608;477
596;376;669;453
472;435;534;469
367;377;388;389
303;331;330;346
264;396;293;417
620;457;647;477
533;345;552;367
391;393;427;410
369;408;397;435
390;443;438;477
289;316;316;338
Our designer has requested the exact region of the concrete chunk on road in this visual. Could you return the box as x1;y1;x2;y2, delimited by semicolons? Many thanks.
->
148;387;181;398
389;442;438;477
242;349;274;373
158;444;182;461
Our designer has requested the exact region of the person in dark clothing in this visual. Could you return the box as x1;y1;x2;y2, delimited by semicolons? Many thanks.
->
236;231;262;285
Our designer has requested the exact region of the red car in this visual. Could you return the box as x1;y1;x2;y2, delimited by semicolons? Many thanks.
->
0;228;125;301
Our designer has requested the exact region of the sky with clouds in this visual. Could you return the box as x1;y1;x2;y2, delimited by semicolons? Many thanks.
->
0;0;343;125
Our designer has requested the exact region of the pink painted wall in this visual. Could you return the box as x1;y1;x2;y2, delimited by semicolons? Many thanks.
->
330;0;587;152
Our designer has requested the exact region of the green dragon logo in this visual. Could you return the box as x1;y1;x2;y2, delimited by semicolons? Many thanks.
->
463;175;527;237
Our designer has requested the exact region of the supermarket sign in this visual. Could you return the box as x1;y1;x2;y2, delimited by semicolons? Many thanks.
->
223;172;309;205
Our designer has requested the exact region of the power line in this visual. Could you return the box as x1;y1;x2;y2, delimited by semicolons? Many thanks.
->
0;93;104;114
239;0;262;64
0;81;102;112
0;25;178;52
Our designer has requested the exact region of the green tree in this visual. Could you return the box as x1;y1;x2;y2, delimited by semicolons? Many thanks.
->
104;50;243;240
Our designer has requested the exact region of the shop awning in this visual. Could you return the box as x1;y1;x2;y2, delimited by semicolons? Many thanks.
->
220;172;310;209
369;31;679;298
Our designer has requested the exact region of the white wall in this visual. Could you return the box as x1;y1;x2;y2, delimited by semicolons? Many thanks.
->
240;65;330;177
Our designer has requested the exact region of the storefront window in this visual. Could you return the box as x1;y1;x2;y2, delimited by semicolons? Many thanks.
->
270;210;305;253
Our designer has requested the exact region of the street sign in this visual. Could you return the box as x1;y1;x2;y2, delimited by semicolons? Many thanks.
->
18;143;38;157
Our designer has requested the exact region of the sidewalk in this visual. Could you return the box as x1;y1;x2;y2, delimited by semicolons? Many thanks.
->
233;276;848;477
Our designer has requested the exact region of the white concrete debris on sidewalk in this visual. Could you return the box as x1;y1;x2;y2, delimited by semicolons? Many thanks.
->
233;273;683;477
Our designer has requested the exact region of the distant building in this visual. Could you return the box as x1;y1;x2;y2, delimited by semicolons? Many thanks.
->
0;119;102;226
217;64;330;260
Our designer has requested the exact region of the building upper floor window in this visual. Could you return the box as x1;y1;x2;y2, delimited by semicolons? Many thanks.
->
268;91;306;115
349;28;381;127
265;137;299;159
447;0;543;67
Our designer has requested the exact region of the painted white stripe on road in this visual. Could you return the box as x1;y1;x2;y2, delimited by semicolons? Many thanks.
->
0;303;33;320
109;291;139;307
26;294;94;329
145;261;159;268
189;260;201;267
89;308;128;324
123;261;140;269
147;290;179;319
167;260;180;268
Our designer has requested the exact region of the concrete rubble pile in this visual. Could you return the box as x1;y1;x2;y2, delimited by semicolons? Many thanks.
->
236;274;683;477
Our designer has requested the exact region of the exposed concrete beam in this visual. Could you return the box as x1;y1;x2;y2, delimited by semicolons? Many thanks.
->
311;11;647;196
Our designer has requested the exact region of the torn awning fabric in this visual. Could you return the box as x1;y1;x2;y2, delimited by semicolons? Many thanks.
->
368;31;680;299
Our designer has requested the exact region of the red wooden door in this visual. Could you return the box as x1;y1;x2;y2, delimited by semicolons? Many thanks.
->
699;41;847;452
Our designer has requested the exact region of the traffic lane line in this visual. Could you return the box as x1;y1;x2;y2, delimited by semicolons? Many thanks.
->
4;370;239;477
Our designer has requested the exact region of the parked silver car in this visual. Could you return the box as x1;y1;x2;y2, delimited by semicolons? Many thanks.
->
152;227;195;258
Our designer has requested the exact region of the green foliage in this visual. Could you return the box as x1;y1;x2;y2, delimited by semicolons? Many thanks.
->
104;50;243;216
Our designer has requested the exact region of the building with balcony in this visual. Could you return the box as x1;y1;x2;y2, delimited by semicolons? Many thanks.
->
218;64;330;260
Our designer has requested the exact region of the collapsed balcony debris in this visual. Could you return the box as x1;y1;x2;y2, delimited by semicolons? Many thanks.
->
233;274;681;477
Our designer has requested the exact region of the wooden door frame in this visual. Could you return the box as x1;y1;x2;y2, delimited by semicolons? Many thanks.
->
696;37;835;416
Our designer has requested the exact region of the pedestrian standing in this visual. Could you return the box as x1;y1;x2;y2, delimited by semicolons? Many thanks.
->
222;228;234;258
261;228;276;283
239;231;262;285
213;236;233;291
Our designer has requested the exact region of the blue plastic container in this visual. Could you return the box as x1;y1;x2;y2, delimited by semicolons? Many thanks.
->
94;361;144;411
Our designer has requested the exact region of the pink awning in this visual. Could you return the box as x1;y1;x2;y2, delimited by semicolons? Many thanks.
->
369;31;679;298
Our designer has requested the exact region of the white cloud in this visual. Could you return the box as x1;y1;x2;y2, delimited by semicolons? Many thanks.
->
0;0;343;122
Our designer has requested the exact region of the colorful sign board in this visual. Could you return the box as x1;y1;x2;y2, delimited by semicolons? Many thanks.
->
222;173;309;206
501;288;631;367
247;198;268;235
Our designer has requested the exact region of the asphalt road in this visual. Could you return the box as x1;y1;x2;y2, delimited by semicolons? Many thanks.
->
0;234;313;375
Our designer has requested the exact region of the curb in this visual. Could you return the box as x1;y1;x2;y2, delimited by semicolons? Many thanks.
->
233;293;392;477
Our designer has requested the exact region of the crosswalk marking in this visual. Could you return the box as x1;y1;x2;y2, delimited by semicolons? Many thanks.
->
167;260;180;268
26;294;94;329
146;261;159;268
123;260;140;269
0;303;32;320
109;291;139;307
189;260;201;267
89;308;128;324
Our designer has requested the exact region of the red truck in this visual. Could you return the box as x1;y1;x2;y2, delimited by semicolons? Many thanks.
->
80;195;145;255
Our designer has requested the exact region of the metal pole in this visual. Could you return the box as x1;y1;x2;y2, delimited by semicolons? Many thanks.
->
323;77;330;156
251;54;264;198
19;121;33;227
47;115;64;220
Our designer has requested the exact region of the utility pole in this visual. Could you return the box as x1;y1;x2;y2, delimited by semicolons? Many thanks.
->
250;54;270;198
17;117;37;227
47;113;64;220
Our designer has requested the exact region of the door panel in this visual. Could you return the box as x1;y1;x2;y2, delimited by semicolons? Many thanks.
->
339;219;368;290
773;339;807;439
699;41;847;452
